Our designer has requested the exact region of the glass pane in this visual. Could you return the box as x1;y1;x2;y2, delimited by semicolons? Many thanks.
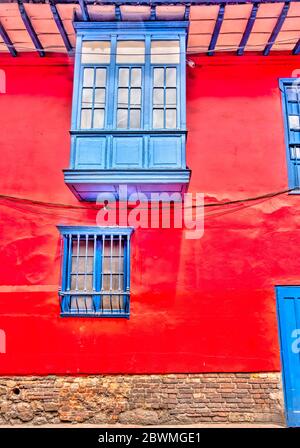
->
81;41;111;64
118;88;129;106
81;109;92;129
117;109;128;128
153;88;164;106
130;88;141;106
81;89;93;107
103;238;124;256
151;40;180;64
130;109;141;128
71;274;93;291
93;109;104;128
70;296;93;312
103;256;124;273
72;238;95;255
290;146;300;159
289;115;300;129
153;68;164;87
131;68;142;87
166;68;176;87
119;68;130;87
166;88;176;106
83;68;94;87
153;109;164;129
286;87;299;102
95;88;105;107
102;295;124;311
71;256;94;274
102;275;123;291
166;109;176;128
95;68;106;87
116;41;145;63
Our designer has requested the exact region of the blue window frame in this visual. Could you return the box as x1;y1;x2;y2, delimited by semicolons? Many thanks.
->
72;24;186;132
280;79;300;190
58;226;133;318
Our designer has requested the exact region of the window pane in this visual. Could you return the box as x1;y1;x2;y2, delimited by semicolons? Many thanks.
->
286;87;299;102
95;88;105;107
117;109;128;128
130;109;141;128
103;256;124;273
151;40;180;64
166;68;176;87
153;88;164;106
153;109;164;128
81;41;111;64
118;88;129;106
131;68;142;87
290;146;300;159
166;109;176;128
95;68;106;87
82;89;93;107
153;68;164;87
289;115;300;130
83;68;94;87
130;88;141;106
93;109;104;128
119;68;130;87
72;238;95;255
71;274;93;290
70;296;93;312
116;41;145;63
166;88;176;106
81;109;92;129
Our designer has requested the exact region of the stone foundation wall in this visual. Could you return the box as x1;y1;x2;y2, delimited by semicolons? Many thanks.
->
0;373;285;425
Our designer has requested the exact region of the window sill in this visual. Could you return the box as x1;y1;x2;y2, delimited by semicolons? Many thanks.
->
60;312;130;318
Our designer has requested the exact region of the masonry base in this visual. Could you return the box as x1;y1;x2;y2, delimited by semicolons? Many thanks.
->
0;373;285;425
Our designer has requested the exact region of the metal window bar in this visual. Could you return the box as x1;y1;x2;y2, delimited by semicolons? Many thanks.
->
60;233;129;317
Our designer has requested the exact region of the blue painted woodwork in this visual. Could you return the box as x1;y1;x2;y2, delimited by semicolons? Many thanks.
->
49;1;73;54
58;226;133;318
293;39;300;56
207;3;225;56
65;21;191;200
0;19;17;56
79;0;90;21
18;2;45;57
263;2;290;56
237;3;259;56
276;286;300;427
279;79;300;192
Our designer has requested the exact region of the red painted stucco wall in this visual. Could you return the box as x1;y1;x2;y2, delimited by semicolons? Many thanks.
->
0;52;299;374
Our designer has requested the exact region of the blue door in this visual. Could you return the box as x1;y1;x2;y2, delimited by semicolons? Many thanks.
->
276;286;300;426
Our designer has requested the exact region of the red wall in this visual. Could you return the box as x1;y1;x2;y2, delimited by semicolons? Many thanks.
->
0;52;299;374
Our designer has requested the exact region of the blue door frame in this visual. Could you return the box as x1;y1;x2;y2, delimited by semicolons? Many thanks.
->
276;286;300;427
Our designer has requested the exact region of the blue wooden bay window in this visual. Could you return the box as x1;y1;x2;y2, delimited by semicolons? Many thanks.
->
280;79;300;191
64;21;191;201
58;226;133;318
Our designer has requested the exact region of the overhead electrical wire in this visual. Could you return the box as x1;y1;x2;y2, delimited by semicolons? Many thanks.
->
0;188;295;213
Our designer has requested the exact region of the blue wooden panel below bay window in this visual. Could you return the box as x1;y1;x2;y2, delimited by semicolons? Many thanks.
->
149;136;182;168
75;137;106;169
112;137;143;168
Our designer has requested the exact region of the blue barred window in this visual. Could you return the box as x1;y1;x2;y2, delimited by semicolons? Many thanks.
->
280;79;300;190
58;227;133;318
